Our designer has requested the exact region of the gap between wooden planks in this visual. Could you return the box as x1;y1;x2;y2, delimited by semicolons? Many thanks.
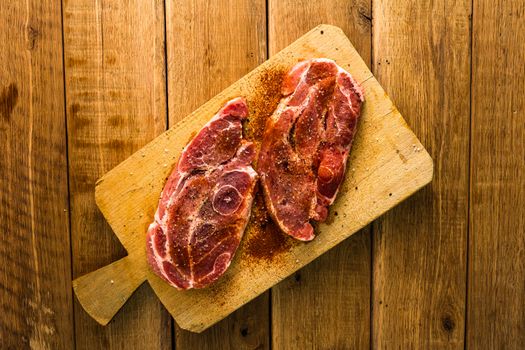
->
73;24;433;333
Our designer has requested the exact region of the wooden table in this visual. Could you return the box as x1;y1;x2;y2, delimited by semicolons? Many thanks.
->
1;1;523;349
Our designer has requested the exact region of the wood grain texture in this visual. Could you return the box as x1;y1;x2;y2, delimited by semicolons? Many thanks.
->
268;1;372;349
0;1;73;348
271;230;370;350
62;0;171;348
165;0;269;348
85;25;432;333
468;1;525;348
372;1;471;348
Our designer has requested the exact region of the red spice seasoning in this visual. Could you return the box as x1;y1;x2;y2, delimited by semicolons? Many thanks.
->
242;185;295;262
241;67;299;262
244;66;286;150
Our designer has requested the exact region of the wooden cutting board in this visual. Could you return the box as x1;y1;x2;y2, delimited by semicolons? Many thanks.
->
73;24;433;333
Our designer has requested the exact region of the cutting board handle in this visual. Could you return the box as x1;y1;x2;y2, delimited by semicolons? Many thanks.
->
73;256;146;325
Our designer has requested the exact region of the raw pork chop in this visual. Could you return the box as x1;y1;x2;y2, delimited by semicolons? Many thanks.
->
258;59;364;241
147;97;258;289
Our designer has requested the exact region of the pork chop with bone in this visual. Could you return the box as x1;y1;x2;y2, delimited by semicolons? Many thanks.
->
147;97;257;289
258;59;364;241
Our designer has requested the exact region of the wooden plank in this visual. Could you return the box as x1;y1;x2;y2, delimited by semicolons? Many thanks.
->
268;1;372;348
0;1;74;348
165;0;269;348
467;1;525;348
271;233;370;349
62;0;171;348
372;1;471;348
81;25;433;333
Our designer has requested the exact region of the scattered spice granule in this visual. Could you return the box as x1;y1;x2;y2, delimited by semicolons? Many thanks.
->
242;186;294;262
237;66;299;263
244;67;286;153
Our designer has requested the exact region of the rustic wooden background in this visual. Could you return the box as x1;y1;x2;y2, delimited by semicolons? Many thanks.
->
1;0;523;349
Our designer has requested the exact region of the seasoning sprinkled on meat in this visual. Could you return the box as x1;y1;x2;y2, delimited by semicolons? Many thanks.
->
239;67;299;262
244;67;286;151
257;59;364;241
242;185;295;262
146;98;258;289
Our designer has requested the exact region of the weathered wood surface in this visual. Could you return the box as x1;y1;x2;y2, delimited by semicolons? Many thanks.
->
0;1;73;348
63;0;171;348
468;0;525;348
2;1;524;348
371;0;471;348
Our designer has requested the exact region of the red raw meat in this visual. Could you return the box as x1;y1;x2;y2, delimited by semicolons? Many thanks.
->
258;59;364;241
147;98;258;289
